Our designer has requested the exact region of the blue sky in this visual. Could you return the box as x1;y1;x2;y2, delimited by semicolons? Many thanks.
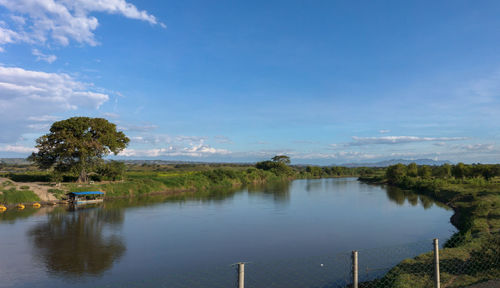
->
1;0;500;164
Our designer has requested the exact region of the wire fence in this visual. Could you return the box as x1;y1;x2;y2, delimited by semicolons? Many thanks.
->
109;230;499;288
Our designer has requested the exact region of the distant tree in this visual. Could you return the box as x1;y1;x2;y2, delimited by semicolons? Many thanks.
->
29;117;129;183
256;156;294;176
452;163;467;179
477;164;500;181
467;164;484;178
306;166;323;177
322;167;332;175
386;164;407;183
272;155;291;165
358;167;375;177
97;161;126;181
433;163;451;178
331;166;346;176
407;163;418;177
418;165;432;179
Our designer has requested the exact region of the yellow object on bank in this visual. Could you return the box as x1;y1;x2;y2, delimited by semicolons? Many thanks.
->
0;205;6;212
16;204;25;210
33;202;41;208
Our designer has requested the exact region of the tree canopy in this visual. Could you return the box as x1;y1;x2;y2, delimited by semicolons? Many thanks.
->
271;155;291;165
29;117;129;182
256;155;294;176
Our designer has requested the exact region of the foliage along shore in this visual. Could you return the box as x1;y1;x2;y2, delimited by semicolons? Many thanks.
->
0;159;375;205
359;163;500;288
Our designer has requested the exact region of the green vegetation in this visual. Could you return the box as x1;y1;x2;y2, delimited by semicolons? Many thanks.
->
1;156;374;203
48;188;66;200
28;117;129;183
95;161;126;181
0;179;39;204
0;187;39;204
66;165;291;198
360;163;500;287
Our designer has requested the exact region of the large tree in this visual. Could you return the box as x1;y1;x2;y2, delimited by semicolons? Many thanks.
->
271;155;291;165
29;117;129;183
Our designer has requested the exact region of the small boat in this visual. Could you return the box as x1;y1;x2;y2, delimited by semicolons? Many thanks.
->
67;191;104;205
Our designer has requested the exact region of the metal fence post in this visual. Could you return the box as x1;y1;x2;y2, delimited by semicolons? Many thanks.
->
238;262;245;288
352;250;358;288
433;238;440;288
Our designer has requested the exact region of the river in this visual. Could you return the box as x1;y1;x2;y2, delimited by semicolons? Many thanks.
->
0;178;456;287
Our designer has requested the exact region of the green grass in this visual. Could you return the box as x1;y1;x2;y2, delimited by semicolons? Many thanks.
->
64;168;288;198
0;187;40;204
47;188;66;199
360;174;500;287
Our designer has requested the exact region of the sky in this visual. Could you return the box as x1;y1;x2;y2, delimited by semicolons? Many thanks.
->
1;0;500;165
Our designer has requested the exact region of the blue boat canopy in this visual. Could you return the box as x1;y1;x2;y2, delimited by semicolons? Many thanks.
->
68;191;104;196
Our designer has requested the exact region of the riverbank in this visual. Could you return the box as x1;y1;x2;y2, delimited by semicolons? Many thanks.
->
358;175;500;287
0;168;297;208
0;162;369;207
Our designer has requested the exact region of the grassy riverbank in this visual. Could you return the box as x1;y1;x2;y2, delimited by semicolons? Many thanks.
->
0;179;40;205
66;168;289;198
0;161;372;204
359;164;500;287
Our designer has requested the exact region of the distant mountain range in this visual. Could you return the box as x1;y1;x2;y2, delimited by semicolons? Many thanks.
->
341;159;453;167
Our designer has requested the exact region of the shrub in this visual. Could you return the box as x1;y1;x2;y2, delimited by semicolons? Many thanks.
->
255;161;294;177
97;161;126;181
0;188;40;204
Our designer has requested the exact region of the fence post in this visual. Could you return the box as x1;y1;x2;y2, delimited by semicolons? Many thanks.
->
352;250;358;288
238;262;245;288
433;238;440;288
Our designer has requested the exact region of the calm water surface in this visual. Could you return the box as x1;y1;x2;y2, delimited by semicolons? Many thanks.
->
0;178;456;287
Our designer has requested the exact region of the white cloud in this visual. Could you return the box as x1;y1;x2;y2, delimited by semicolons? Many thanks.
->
0;26;26;45
328;144;338;149
118;124;158;132
32;49;57;63
0;0;164;48
213;135;233;144
119;142;230;158
27;123;51;130
0;65;109;142
291;151;378;160
119;134;231;158
461;144;495;152
129;134;209;145
10;15;26;25
27;115;60;122
379;129;390;134
0;145;37;153
102;112;119;119
349;136;467;146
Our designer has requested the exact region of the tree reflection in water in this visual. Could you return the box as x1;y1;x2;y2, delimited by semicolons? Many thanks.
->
385;186;448;210
248;180;291;203
28;206;125;277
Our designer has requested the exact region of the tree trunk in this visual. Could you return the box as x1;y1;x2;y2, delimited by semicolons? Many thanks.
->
77;168;88;183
